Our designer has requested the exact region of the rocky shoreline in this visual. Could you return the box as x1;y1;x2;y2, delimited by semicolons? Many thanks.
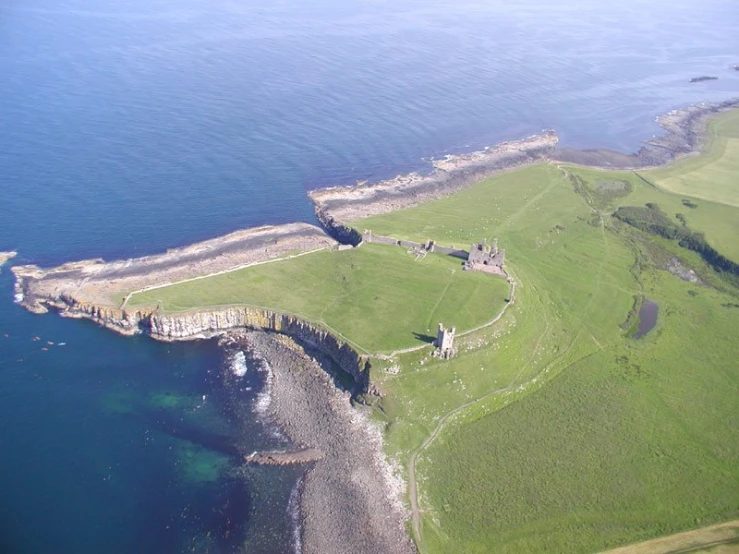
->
230;331;416;554
12;222;336;313
551;98;739;169
311;99;739;229
11;100;738;324
310;131;559;225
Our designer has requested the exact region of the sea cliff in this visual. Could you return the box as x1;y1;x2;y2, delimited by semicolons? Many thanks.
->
27;294;374;393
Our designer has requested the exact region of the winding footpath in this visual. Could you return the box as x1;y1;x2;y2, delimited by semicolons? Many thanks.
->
406;275;519;550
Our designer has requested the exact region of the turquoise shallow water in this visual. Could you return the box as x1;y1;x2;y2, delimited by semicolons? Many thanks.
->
0;0;737;552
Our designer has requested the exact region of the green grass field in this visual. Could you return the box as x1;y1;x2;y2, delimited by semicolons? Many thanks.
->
647;109;739;208
351;117;739;553
568;166;739;263
128;243;510;353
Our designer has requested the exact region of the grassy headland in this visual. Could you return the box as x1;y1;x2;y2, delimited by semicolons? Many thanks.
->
124;108;739;553
129;243;510;354
647;109;739;208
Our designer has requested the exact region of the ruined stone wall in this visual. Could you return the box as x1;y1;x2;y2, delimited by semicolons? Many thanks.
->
365;234;398;246
364;232;469;259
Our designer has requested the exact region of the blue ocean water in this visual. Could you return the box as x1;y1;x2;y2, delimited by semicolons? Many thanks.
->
0;0;737;552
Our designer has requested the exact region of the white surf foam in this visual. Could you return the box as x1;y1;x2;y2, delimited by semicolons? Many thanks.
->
228;350;248;377
287;474;304;554
252;358;273;416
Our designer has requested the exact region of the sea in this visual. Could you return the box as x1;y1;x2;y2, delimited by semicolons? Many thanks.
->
0;0;737;552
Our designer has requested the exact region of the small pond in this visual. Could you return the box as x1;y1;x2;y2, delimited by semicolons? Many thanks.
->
633;299;659;339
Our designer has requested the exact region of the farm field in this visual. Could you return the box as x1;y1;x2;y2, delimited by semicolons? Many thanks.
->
355;116;739;553
128;242;510;354
647;109;739;208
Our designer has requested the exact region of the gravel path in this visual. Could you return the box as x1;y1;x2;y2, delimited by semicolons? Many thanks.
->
234;330;416;554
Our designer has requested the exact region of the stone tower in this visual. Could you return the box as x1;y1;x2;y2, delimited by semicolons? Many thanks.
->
435;323;456;359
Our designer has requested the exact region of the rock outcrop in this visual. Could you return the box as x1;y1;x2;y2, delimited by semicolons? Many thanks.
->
244;448;324;466
553;99;739;169
0;251;16;266
309;131;559;224
315;208;363;246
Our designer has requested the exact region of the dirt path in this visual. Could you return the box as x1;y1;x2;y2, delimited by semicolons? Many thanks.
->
406;275;542;552
599;520;739;554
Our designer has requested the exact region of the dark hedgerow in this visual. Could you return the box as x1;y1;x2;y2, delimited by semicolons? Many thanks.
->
613;203;739;282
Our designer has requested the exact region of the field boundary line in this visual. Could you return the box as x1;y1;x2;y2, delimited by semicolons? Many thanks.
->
120;247;328;309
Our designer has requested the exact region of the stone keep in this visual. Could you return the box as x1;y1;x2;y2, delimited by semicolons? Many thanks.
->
435;323;456;359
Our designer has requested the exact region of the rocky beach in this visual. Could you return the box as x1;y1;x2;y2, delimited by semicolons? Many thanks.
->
12;223;336;313
310;131;559;225
227;331;416;554
309;99;739;232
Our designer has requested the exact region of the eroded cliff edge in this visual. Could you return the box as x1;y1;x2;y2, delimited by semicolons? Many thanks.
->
13;296;374;397
11;222;374;393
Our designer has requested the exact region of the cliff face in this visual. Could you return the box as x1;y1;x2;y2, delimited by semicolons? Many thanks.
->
145;307;371;390
315;208;363;246
39;296;372;393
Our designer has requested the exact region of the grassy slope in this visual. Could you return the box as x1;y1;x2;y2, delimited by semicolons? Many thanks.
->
128;243;509;354
647;110;739;208
573;167;739;263
354;157;739;552
423;271;738;553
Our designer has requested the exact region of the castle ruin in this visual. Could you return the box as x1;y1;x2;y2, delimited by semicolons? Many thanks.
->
434;323;456;359
464;238;506;275
360;229;507;277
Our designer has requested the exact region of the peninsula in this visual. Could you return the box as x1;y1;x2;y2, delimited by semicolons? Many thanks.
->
9;99;739;554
